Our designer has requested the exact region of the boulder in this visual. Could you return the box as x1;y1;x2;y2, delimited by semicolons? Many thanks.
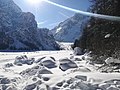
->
75;75;87;81
59;58;78;71
24;83;36;90
39;57;57;69
105;57;120;65
0;78;10;84
4;63;14;68
73;47;83;55
14;55;34;66
38;68;53;74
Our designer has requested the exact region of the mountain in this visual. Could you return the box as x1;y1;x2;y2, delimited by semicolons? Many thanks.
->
51;13;89;42
0;0;59;51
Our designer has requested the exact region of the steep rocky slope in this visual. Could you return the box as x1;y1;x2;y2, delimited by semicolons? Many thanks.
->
51;14;89;42
0;0;59;51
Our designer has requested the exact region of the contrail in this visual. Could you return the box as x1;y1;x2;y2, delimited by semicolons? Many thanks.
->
43;0;120;21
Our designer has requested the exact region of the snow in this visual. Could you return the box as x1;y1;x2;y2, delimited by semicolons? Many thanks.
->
105;57;120;64
105;34;111;38
56;27;62;33
0;44;120;89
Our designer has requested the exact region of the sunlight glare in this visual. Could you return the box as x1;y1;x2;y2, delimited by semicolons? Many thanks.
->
27;0;43;5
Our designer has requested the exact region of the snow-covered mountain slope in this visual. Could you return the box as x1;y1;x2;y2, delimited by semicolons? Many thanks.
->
51;14;89;42
0;0;59;51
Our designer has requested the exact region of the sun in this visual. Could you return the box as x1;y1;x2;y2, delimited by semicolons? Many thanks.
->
27;0;43;5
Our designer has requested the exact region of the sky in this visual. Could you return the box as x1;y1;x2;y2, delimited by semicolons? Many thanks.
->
13;0;91;29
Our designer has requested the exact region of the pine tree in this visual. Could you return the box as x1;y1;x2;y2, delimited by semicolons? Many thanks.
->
76;0;120;58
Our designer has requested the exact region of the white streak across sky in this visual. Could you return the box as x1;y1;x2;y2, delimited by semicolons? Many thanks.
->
43;0;120;21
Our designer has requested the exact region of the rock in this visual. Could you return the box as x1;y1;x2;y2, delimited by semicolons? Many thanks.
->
40;57;57;69
32;77;37;81
63;83;69;88
74;58;82;61
75;75;87;81
69;84;76;89
24;83;36;90
99;83;110;90
43;77;50;81
0;78;10;84
36;80;42;85
59;58;78;71
1;85;8;90
14;55;34;66
66;78;75;84
50;56;56;61
35;57;46;63
25;59;34;65
73;47;83;55
56;81;64;87
38;68;53;74
105;57;120;65
20;67;37;76
4;63;14;68
15;63;23;66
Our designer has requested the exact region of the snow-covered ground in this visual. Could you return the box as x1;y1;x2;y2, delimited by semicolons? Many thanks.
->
0;44;120;90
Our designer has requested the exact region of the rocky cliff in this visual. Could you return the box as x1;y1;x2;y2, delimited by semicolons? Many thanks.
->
0;0;59;51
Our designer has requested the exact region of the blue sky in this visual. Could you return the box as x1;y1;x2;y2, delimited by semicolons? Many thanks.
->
13;0;90;29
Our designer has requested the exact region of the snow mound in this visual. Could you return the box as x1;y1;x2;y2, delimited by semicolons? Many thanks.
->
39;57;57;69
73;47;83;55
14;55;35;66
59;58;78;71
105;57;120;65
20;65;53;77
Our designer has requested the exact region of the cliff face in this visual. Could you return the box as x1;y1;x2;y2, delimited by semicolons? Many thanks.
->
0;0;59;50
51;14;89;42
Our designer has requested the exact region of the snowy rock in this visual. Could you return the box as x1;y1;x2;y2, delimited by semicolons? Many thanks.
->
35;57;46;63
99;83;110;90
75;75;87;81
73;47;83;55
4;63;14;68
56;81;64;87
14;55;34;66
38;68;53;74
39;57;57;69
0;85;8;90
105;34;111;38
59;58;78;71
105;57;120;65
24;83;36;90
66;78;75;85
63;83;69;88
42;77;50;81
0;78;10;84
20;65;53;77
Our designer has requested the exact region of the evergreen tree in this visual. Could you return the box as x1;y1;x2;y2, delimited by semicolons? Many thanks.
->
76;0;120;58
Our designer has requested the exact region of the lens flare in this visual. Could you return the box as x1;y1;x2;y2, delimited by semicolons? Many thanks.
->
44;0;120;21
27;0;43;5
